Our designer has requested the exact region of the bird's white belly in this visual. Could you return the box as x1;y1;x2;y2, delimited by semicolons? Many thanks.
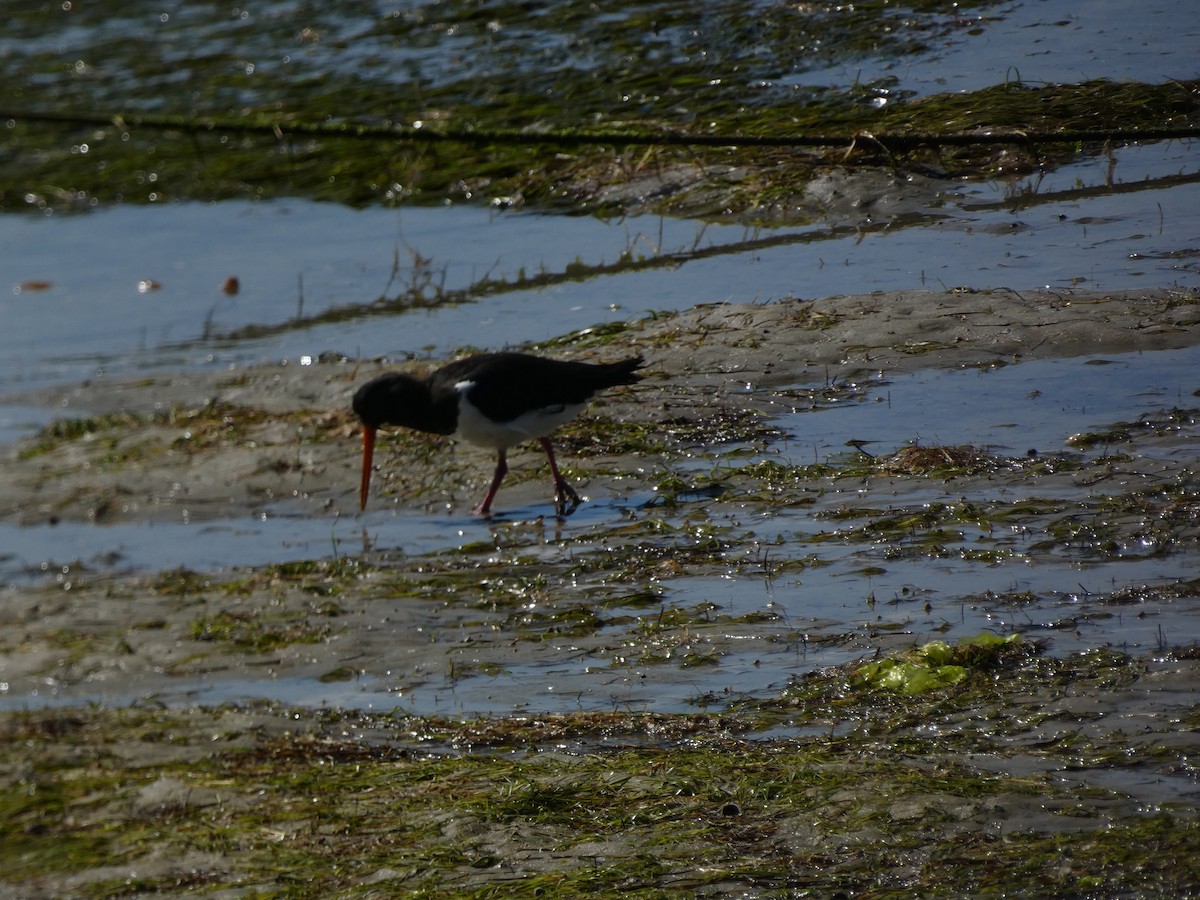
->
455;394;585;450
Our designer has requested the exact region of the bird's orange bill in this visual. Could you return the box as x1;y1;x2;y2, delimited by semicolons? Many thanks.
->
359;425;377;511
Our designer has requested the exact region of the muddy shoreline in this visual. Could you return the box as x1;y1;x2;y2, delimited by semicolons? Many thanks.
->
3;286;1200;706
8;286;1200;525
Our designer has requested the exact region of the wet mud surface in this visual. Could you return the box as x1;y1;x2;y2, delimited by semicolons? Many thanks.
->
8;286;1199;525
3;287;1199;895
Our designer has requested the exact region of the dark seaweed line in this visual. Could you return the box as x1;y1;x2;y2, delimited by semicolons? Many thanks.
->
6;108;1200;151
182;217;905;349
178;160;1196;349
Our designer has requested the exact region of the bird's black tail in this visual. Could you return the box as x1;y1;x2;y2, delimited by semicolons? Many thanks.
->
603;355;645;387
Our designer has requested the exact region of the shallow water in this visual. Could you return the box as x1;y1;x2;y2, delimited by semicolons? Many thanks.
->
2;338;1197;714
3;344;1196;587
7;0;1194;114
2;0;1199;714
3;139;1197;410
770;344;1200;459
793;0;1200;97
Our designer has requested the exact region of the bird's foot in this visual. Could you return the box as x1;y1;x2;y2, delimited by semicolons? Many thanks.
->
554;480;582;518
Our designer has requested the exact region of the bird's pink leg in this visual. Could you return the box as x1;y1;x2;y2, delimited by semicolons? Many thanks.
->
539;437;581;516
473;451;508;516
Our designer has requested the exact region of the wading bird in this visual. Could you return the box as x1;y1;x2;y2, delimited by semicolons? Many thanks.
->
353;352;644;517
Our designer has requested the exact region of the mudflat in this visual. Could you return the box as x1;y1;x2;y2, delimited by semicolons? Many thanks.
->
2;287;1199;896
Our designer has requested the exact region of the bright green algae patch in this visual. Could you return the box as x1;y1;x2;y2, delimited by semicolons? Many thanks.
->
854;633;1024;695
1;647;1196;897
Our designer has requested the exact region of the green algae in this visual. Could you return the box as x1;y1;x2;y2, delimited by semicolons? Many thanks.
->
5;280;1200;898
188;609;335;653
3;1;1197;216
19;400;276;462
855;632;1025;695
1;645;1196;897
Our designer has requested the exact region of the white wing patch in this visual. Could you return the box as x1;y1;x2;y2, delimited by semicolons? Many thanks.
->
454;380;584;450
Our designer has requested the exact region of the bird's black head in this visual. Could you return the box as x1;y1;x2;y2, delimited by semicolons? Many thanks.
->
352;372;423;429
353;370;451;512
353;370;460;435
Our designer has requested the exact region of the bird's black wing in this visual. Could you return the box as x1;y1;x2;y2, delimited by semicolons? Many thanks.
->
434;352;641;423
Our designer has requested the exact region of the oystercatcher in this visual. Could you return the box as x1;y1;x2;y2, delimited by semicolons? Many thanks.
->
353;352;644;517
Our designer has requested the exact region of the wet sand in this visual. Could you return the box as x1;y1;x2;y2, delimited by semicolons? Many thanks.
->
3;286;1199;696
8;286;1199;525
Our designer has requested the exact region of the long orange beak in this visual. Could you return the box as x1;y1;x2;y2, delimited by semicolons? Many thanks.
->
359;425;377;511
